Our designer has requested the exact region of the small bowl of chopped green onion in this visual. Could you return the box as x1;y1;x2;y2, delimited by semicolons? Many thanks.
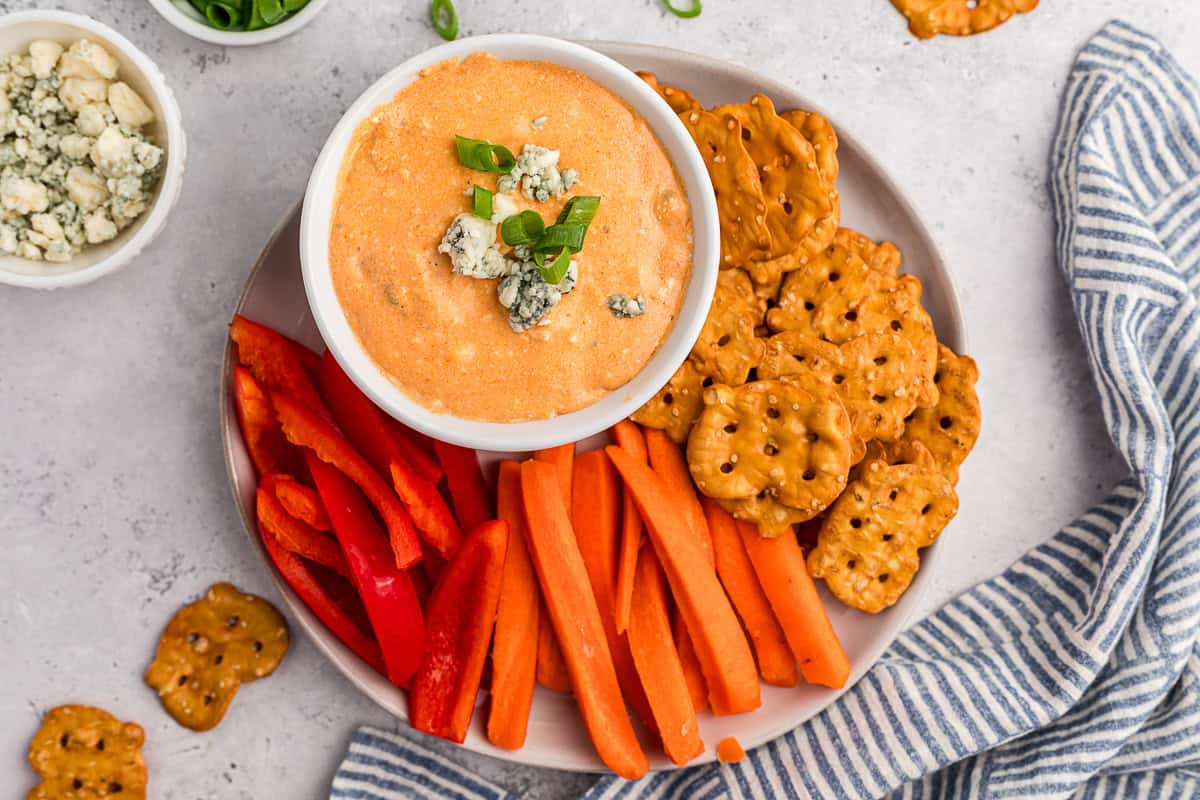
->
148;0;330;46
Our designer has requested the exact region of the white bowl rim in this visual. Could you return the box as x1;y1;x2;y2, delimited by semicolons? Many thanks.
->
0;9;187;290
146;0;332;47
299;33;721;453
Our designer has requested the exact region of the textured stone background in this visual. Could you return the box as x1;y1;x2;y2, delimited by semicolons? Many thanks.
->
2;1;1199;797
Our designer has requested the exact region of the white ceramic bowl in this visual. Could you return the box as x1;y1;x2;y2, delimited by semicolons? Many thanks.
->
300;34;721;453
148;0;331;47
0;11;186;290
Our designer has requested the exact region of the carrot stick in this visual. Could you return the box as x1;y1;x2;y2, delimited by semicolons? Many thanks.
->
531;444;576;693
520;459;649;780
739;521;850;689
627;547;704;766
674;619;710;712
606;446;760;716
571;450;657;738
534;443;575;511
611;421;646;634
536;603;571;692
487;461;540;751
705;500;798;687
717;737;746;763
643;428;712;563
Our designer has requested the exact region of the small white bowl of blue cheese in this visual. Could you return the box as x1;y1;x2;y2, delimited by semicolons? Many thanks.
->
0;11;185;289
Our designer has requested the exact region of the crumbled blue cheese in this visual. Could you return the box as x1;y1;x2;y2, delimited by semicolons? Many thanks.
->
531;116;548;130
606;294;646;318
497;260;578;332
0;38;163;264
437;212;509;279
506;144;579;202
490;191;517;224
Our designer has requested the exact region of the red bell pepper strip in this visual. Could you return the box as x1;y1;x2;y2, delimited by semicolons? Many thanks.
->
273;393;421;569
230;315;328;419
257;483;350;577
257;519;385;674
232;367;302;478
315;351;433;483
309;454;426;688
384;416;444;484
434;440;492;532
409;519;509;744
389;460;463;561
313;351;461;558
271;475;331;531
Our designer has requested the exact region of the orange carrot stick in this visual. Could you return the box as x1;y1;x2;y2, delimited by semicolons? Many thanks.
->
536;612;571;692
520;459;649;780
628;546;704;766
532;444;575;692
674;618;710;712
705;500;798;687
487;461;540;750
571;450;657;737
643;428;712;562
739;521;850;689
612;421;647;634
606;446;760;717
534;443;575;510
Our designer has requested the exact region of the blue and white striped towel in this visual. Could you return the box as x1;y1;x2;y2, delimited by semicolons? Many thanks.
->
331;21;1200;800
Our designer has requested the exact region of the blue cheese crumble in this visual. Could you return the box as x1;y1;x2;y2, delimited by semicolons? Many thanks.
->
437;212;509;278
506;144;578;202
606;294;646;318
0;38;163;263
498;260;578;332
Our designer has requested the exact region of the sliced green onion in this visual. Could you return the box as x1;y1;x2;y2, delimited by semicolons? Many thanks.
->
253;0;287;25
663;0;701;18
534;223;587;255
455;135;516;173
556;195;601;227
282;0;309;10
203;1;242;29
539;247;572;285
500;211;545;246
472;185;493;220
431;0;458;41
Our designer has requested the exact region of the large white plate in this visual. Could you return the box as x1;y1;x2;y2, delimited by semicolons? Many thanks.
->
221;42;965;773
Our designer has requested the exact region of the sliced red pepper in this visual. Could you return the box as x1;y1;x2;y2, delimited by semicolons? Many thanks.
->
434;440;492;532
257;519;385;674
309;454;426;687
385;418;444;483
389;459;463;561
271;475;331;531
409;520;509;743
230;315;327;418
273;393;422;569
315;351;433;484
232;367;302;478
257;482;350;577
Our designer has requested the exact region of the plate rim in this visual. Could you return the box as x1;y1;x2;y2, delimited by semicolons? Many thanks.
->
221;40;965;774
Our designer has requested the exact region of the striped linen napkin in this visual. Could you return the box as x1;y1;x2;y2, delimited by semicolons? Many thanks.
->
331;21;1200;800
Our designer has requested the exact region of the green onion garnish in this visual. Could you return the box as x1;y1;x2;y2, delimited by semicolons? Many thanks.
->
534;223;587;255
282;0;309;10
256;0;287;24
203;1;242;29
556;195;601;227
431;0;458;41
500;211;545;246
540;247;572;285
663;0;701;18
472;185;493;220
455;135;516;173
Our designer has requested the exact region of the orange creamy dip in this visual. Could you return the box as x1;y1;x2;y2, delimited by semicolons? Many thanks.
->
329;53;693;422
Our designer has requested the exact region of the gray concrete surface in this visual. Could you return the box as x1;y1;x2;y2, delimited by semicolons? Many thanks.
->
3;0;1198;797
